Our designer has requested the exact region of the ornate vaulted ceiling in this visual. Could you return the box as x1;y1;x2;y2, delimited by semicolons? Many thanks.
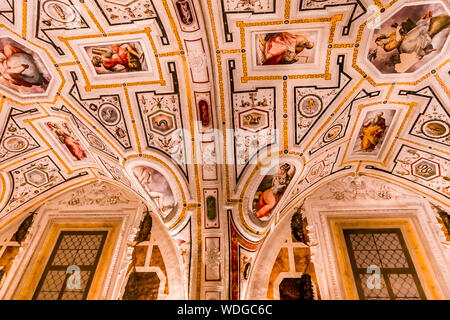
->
0;0;449;299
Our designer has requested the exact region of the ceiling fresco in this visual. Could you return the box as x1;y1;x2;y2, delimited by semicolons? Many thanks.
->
0;0;448;299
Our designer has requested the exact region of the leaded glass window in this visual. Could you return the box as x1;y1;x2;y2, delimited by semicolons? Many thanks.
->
343;228;426;300
32;231;107;300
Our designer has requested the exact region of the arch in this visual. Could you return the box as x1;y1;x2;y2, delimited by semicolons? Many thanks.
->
0;180;186;300
246;174;450;300
230;154;304;239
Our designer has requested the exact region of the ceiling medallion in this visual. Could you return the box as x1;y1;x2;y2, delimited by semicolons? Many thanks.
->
98;103;122;126
42;0;78;24
323;124;343;143
298;94;323;118
2;135;29;152
421;119;450;139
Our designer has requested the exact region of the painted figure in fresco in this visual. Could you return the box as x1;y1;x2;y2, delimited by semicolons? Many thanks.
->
176;0;194;25
358;112;387;152
254;163;295;219
374;11;450;72
259;32;314;65
133;166;176;216
0;44;47;88
199;100;209;126
303;97;320;116
91;43;143;73
46;122;87;160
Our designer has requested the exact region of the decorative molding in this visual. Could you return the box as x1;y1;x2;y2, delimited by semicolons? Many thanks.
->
317;174;413;201
57;181;131;206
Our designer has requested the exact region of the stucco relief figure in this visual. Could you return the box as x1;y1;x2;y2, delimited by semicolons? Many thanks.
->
89;43;145;74
0;43;49;93
358;112;387;152
133;166;177;217
46;122;87;160
252;163;295;219
258;32;314;65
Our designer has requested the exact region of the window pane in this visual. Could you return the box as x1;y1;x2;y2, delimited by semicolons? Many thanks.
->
389;274;420;299
33;231;107;300
344;229;426;300
358;273;389;299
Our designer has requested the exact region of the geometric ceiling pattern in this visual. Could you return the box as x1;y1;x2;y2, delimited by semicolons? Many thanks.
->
0;0;448;300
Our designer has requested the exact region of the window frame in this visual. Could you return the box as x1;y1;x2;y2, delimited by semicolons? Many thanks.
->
32;230;108;300
343;228;427;300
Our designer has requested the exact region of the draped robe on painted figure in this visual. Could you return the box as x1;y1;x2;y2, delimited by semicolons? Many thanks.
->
259;32;314;65
359;112;387;152
91;43;143;73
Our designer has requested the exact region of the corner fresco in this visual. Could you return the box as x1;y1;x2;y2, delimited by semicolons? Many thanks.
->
132;166;177;218
0;38;51;94
368;3;450;73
